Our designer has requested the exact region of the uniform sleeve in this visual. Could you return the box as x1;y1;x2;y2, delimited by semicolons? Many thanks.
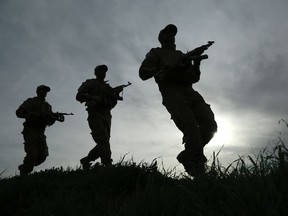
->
101;83;118;109
184;62;201;83
43;102;56;126
139;48;161;81
192;61;201;83
16;98;33;118
76;80;92;103
109;85;118;109
45;102;53;114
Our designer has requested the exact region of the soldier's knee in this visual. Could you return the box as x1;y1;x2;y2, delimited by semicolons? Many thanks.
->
202;120;217;145
35;154;47;166
19;164;34;174
208;119;218;134
91;132;109;144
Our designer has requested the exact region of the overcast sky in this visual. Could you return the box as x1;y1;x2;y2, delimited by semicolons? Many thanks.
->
1;0;288;177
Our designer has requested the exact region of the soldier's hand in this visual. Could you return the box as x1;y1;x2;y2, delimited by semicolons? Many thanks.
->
56;115;65;122
52;113;65;122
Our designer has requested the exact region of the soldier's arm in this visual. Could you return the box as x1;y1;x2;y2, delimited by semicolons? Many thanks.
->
139;48;160;81
184;59;201;84
193;60;201;80
45;103;57;125
76;80;94;103
16;98;38;118
46;103;53;114
16;104;27;118
76;80;102;104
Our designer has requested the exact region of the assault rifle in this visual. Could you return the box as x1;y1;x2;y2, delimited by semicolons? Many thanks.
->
182;41;214;62
83;82;131;108
53;112;74;122
110;82;132;101
154;41;214;82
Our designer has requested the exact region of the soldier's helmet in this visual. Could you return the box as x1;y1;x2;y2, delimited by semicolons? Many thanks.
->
158;24;177;44
94;65;108;77
36;85;50;92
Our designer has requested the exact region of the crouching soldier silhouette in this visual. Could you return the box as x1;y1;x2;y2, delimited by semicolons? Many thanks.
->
76;65;123;169
16;85;65;176
139;24;217;176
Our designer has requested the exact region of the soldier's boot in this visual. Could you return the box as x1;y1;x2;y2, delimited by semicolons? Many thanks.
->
18;164;29;176
80;157;92;170
102;158;113;167
100;143;112;166
177;150;207;177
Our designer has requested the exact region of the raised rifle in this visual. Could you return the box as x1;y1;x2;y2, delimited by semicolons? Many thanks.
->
183;41;214;62
155;41;214;82
110;82;132;101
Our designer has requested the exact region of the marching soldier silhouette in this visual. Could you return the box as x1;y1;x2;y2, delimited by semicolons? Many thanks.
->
16;85;71;176
76;65;130;169
139;24;217;176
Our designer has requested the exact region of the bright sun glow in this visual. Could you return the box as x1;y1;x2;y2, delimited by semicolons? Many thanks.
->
209;117;233;148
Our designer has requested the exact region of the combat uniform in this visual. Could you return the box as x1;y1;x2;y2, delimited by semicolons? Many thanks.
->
16;94;55;175
76;77;117;166
139;25;217;176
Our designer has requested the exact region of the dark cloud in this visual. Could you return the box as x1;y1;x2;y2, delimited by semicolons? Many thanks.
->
217;44;288;117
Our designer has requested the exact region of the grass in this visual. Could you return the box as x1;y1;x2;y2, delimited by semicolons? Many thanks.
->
1;126;288;215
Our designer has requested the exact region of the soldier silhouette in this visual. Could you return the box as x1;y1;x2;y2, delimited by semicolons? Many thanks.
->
16;85;65;176
76;65;124;169
139;24;217;176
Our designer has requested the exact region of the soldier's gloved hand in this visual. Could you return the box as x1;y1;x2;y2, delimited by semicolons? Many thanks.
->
57;115;65;122
52;113;65;122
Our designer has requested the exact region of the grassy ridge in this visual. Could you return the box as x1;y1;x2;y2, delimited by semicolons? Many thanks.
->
1;144;288;216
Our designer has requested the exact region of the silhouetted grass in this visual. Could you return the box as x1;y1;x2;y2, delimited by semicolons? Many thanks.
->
1;135;288;215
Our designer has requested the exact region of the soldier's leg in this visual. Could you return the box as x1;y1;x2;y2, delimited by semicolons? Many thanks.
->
84;112;112;166
80;133;101;170
193;103;217;146
35;133;49;166
163;89;203;152
19;128;38;175
164;102;207;176
84;140;112;166
86;136;111;166
95;140;112;166
165;103;203;154
95;112;112;166
163;89;212;176
85;113;103;163
86;144;101;161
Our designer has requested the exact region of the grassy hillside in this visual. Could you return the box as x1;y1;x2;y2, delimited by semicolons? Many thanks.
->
1;143;288;216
